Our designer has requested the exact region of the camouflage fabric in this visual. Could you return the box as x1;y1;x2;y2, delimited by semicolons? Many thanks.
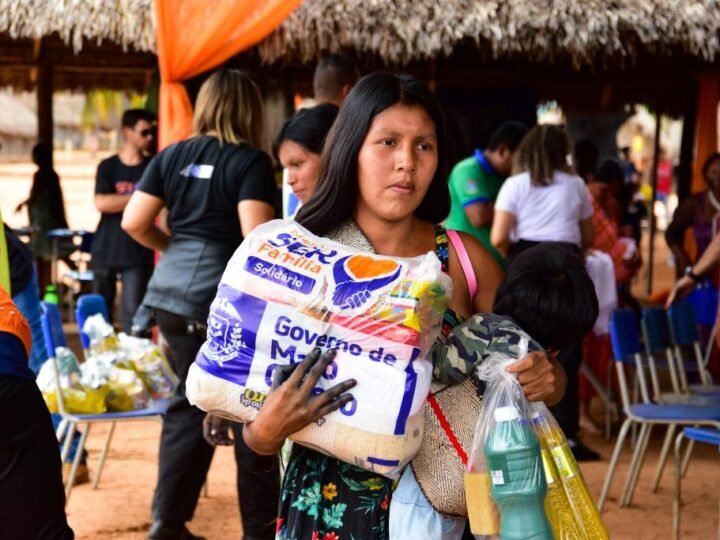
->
431;313;544;388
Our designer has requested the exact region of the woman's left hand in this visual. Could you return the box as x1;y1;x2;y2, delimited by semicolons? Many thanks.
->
506;351;566;405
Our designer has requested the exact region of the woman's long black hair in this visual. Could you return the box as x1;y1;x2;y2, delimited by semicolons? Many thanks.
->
272;103;340;160
296;73;449;236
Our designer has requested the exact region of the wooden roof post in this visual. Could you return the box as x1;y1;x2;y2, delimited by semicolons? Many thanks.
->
645;106;663;296
677;79;698;202
34;38;54;159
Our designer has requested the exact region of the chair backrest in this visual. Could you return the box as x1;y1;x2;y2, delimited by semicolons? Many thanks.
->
688;285;719;327
668;297;713;387
641;307;672;354
40;302;69;416
75;294;110;349
668;297;698;347
641;306;684;399
40;301;67;359
609;309;642;362
610;309;652;410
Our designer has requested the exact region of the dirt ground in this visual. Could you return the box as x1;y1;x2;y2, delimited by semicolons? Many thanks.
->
60;413;719;540
2;153;718;539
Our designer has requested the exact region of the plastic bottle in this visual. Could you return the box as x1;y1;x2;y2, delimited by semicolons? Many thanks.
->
535;412;610;540
43;284;59;305
465;468;499;535
531;413;584;540
484;406;553;540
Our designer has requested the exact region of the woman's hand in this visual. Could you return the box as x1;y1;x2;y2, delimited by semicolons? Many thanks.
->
506;350;566;405
243;348;357;455
203;414;234;446
666;275;695;308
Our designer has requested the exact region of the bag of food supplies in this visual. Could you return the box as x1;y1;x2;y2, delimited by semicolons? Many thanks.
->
186;219;452;478
37;347;108;414
117;334;178;399
82;314;178;401
465;339;609;540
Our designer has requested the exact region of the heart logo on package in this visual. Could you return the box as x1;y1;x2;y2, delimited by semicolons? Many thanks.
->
331;255;402;310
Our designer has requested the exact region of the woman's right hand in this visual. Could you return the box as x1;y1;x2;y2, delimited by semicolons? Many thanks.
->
242;348;357;455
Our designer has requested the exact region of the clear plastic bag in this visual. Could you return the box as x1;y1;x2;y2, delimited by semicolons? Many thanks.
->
528;401;609;540
118;333;178;399
82;313;119;356
186;219;452;478
106;367;150;412
37;348;108;414
466;339;552;539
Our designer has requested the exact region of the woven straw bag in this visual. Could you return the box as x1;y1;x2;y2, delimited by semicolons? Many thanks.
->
410;378;483;517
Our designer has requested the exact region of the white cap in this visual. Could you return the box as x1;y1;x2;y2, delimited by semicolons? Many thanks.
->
494;406;520;422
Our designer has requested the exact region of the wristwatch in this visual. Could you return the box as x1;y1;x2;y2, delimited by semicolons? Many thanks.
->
684;266;701;283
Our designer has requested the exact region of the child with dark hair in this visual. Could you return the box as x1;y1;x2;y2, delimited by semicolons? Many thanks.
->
390;241;599;539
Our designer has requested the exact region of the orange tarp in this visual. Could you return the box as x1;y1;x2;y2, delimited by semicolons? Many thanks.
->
155;0;303;149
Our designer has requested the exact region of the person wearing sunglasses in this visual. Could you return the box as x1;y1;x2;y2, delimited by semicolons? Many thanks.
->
92;108;157;334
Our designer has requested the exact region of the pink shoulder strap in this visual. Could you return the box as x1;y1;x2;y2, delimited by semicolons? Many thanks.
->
446;229;478;300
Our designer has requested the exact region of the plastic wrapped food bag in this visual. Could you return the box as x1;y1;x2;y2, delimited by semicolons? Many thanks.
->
186;219;452;478
37;347;107;414
82;313;119;355
118;333;178;399
466;339;552;539
106;367;150;412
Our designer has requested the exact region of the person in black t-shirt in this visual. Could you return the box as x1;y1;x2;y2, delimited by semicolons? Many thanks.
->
122;70;279;540
92;109;157;333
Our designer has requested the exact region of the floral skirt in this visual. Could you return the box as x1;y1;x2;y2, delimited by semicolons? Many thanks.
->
276;445;393;540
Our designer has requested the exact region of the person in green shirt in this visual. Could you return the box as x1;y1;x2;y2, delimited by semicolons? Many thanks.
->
446;121;528;267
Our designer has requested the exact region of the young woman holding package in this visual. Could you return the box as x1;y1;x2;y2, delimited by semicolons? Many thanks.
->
203;73;565;540
122;70;280;540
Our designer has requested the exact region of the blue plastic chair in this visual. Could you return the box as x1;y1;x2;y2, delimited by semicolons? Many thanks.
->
642;307;683;399
75;293;110;351
599;309;720;512
668;298;720;394
40;301;68;352
673;427;720;539
642;307;720;404
40;301;167;503
688;285;719;327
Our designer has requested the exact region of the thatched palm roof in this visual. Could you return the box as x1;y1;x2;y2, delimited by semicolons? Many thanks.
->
258;0;720;67
1;0;719;68
0;0;154;53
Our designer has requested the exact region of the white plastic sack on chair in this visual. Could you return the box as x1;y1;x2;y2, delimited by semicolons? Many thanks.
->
186;219;452;478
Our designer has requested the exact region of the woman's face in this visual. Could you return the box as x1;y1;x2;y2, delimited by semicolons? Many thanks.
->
706;159;720;193
355;104;438;223
278;140;321;204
